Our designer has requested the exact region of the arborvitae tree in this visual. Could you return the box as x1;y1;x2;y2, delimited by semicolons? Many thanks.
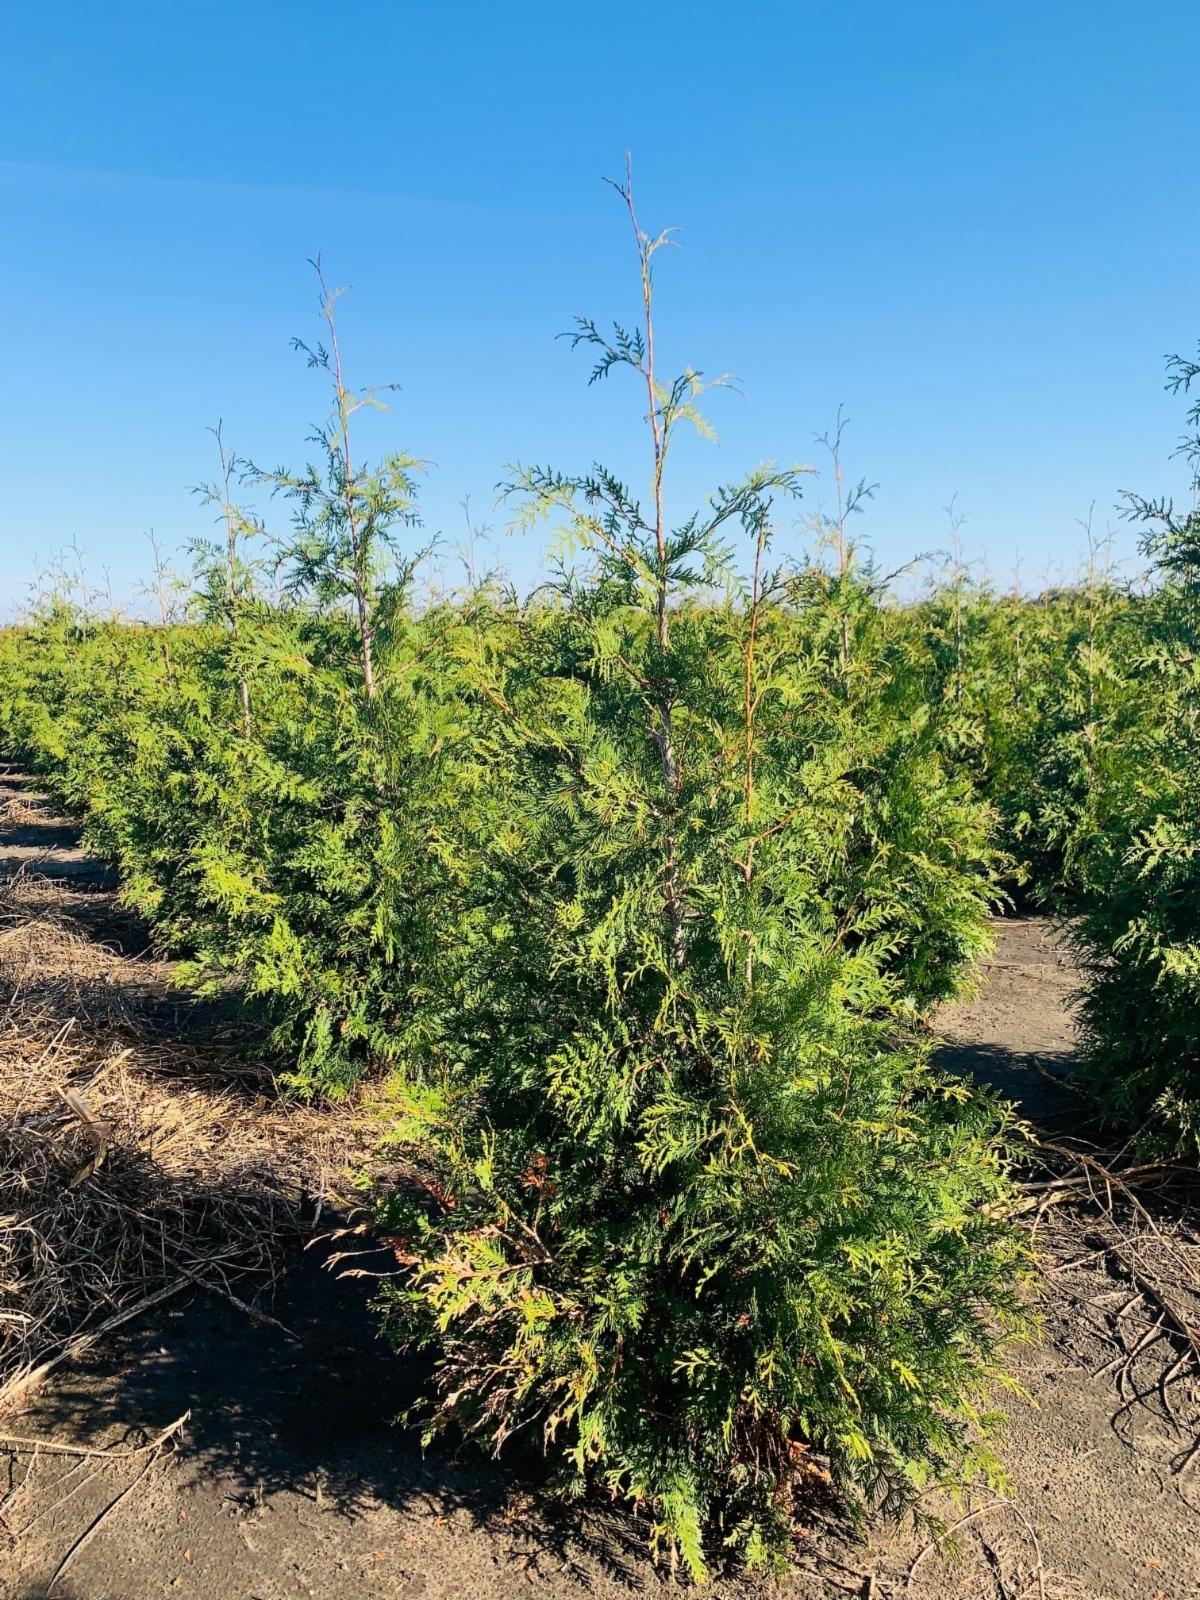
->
901;557;1148;909
785;499;998;1008
192;423;266;734
810;406;878;679
379;171;1025;1579
1071;344;1200;1152
140;531;186;681
259;256;425;700
0;264;464;1099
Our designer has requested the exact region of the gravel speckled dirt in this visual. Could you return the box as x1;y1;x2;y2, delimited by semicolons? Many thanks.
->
2;775;1197;1599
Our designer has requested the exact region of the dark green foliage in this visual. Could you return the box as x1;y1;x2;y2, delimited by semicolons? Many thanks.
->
379;587;1026;1570
782;558;1000;1006
0;598;477;1096
7;206;1200;1576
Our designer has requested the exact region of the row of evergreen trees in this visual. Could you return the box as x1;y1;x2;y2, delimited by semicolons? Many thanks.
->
0;189;1195;1573
1066;354;1200;1157
898;352;1200;1160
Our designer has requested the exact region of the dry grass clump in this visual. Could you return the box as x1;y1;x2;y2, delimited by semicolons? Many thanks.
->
0;868;369;1409
0;775;51;831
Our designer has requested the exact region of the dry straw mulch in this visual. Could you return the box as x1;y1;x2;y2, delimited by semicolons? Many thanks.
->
0;866;369;1411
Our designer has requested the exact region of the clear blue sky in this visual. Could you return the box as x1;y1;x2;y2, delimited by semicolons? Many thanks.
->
1;0;1197;614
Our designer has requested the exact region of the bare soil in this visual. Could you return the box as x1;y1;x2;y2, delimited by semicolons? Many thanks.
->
1;771;1197;1600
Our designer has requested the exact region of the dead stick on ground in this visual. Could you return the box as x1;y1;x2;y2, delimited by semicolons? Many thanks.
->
1036;1139;1169;1241
1129;1266;1200;1365
34;1018;77;1069
0;1275;196;1412
1174;1431;1200;1477
907;1501;1046;1600
199;1278;300;1342
81;1045;135;1093
0;1410;189;1459
0;1444;38;1531
13;1460;109;1541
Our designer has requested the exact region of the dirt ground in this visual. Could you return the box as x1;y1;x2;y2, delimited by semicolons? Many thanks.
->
1;770;1198;1600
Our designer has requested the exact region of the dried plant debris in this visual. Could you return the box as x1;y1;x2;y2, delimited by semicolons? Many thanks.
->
0;867;368;1409
1021;1136;1200;1505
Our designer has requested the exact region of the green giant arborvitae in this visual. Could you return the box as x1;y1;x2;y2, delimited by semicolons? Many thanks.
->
1070;345;1200;1154
379;173;1026;1579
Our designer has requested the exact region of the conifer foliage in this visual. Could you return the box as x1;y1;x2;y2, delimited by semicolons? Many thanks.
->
377;170;1025;1578
0;188;1034;1579
0;275;463;1097
1069;347;1200;1154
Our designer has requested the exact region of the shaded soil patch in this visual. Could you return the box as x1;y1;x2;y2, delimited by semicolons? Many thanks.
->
932;917;1085;1129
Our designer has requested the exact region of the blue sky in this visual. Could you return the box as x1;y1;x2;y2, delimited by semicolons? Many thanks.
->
1;0;1197;614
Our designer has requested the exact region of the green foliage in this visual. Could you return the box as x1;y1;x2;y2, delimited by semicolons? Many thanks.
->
9;186;1200;1577
374;178;1025;1578
0;275;462;1099
258;256;427;701
0;210;1029;1579
1068;347;1200;1155
898;568;1152;909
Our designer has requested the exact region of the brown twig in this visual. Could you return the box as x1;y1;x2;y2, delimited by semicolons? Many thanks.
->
907;1499;1048;1600
0;1410;189;1459
0;1277;198;1411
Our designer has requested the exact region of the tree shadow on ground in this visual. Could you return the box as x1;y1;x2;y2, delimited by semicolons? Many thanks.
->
0;847;117;891
0;775;983;1594
11;1213;664;1592
933;1038;1093;1134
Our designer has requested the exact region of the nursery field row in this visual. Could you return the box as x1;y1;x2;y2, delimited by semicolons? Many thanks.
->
1;229;1196;1576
